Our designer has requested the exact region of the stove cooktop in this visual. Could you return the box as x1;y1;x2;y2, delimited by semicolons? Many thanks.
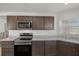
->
14;33;33;43
14;36;32;43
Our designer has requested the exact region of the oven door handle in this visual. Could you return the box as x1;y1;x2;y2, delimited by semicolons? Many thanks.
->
14;42;32;45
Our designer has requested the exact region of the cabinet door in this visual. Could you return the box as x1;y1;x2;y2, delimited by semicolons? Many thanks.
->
17;16;26;21
58;41;77;56
32;16;44;30
17;16;32;21
2;48;14;56
7;16;17;30
44;16;54;30
45;41;56;56
1;41;14;56
32;41;44;56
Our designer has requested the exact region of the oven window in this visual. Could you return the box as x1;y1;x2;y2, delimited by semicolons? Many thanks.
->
18;22;29;28
14;45;32;56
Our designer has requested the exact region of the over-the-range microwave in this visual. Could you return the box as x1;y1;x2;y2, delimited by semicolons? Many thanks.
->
17;21;32;30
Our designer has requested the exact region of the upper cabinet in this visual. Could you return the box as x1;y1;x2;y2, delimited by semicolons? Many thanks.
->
7;16;17;30
17;16;32;21
7;16;54;30
44;16;54;30
32;16;44;30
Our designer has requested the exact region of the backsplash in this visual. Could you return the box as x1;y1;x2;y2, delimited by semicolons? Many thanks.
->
0;31;8;39
8;30;57;37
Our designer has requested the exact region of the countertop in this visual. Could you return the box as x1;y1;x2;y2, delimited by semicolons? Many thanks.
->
0;36;18;41
1;35;79;44
32;35;79;44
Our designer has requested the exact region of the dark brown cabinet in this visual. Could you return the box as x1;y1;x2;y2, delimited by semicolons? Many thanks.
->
32;41;57;56
17;16;32;21
1;41;14;56
32;41;44;56
7;16;54;30
7;16;17;30
32;40;78;56
17;16;26;21
32;16;44;30
45;41;56;56
57;41;77;56
1;40;79;56
44;16;54;30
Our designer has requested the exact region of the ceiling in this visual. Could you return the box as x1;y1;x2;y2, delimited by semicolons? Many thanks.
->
0;3;79;13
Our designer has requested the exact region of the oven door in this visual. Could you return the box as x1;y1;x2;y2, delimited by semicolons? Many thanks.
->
14;45;32;56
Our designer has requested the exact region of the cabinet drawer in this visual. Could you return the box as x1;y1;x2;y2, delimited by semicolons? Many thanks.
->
1;41;14;45
45;41;56;45
32;41;44;45
2;45;14;48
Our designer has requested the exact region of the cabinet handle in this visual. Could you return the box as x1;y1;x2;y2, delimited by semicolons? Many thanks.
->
75;48;78;56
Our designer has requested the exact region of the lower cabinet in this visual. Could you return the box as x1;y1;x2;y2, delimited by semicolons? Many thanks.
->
1;40;79;56
32;41;44;56
32;41;56;56
2;48;14;56
32;40;78;56
1;41;14;56
57;41;77;56
45;41;56;56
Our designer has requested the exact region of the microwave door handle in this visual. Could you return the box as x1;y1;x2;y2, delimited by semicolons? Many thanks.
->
29;22;30;27
29;22;31;28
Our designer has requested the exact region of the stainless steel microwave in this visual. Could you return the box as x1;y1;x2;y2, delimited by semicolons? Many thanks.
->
17;21;32;30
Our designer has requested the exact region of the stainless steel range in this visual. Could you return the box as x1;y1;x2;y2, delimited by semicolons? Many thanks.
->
14;33;33;56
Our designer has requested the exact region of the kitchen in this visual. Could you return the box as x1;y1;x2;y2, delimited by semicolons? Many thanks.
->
0;3;79;56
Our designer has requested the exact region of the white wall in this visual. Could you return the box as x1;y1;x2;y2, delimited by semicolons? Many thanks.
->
0;12;58;36
57;7;79;34
0;16;7;33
